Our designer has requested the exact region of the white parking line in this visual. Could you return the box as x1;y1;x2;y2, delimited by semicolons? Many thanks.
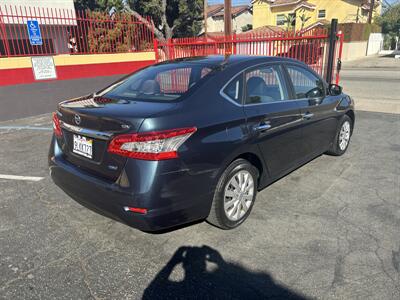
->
0;126;52;131
0;174;44;182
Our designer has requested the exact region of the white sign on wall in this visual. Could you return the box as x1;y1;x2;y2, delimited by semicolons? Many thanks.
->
31;56;57;80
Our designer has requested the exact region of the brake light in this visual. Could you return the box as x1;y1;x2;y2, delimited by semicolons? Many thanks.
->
108;127;197;160
52;112;62;137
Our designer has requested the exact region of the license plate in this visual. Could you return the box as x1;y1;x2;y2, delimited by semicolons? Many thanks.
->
73;135;93;159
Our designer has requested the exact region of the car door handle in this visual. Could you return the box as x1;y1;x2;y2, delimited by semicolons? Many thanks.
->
254;122;272;132
302;112;314;120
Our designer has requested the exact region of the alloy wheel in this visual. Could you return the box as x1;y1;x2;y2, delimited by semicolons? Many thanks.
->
223;170;255;221
339;121;351;151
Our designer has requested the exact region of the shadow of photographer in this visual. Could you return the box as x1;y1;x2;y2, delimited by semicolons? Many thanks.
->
143;245;307;299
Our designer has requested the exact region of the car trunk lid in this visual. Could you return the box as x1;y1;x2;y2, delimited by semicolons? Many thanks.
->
57;94;176;181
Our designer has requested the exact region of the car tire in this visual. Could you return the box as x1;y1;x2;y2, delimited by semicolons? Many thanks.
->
326;115;353;156
207;159;259;230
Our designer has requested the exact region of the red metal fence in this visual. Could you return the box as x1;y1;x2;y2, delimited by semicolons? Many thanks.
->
155;29;344;84
0;5;154;57
0;4;343;84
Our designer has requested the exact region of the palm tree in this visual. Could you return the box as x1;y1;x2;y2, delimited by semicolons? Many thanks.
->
298;10;311;31
283;14;296;32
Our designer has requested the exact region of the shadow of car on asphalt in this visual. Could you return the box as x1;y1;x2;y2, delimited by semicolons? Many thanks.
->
142;245;308;299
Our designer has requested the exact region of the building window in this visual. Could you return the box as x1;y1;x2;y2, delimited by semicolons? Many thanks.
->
289;13;296;26
318;9;326;19
276;14;285;26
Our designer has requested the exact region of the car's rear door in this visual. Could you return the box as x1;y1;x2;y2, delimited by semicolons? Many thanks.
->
242;63;304;179
283;64;339;157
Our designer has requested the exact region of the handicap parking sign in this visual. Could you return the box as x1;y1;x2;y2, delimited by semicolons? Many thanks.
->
27;20;43;46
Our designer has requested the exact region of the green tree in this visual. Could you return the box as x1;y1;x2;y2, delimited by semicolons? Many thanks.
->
74;0;124;11
128;0;203;39
283;14;296;32
241;24;253;32
375;3;400;50
86;10;148;53
298;9;311;31
375;3;400;35
74;0;204;40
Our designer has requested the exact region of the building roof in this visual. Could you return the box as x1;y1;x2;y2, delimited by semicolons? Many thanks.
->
250;0;318;7
199;25;284;38
269;0;303;7
244;25;285;34
198;32;225;38
252;0;380;8
293;1;316;11
302;19;330;32
213;5;251;18
207;4;224;17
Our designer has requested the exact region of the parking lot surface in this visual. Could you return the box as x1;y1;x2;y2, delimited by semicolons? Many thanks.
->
0;110;399;299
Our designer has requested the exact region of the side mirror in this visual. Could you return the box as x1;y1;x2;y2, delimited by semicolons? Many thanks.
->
306;87;324;98
329;84;342;96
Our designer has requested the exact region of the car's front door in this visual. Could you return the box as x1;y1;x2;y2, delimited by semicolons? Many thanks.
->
284;64;339;157
242;64;304;179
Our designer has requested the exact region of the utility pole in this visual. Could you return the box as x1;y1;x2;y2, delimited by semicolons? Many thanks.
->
204;0;208;36
368;0;375;24
224;0;232;37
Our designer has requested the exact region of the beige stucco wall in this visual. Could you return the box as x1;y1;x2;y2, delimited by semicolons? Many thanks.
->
0;0;76;24
253;0;381;30
341;40;368;61
0;0;74;9
207;11;253;33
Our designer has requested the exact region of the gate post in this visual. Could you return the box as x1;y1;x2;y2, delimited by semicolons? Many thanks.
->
153;38;159;62
167;38;175;60
233;33;237;55
335;31;344;84
326;19;338;84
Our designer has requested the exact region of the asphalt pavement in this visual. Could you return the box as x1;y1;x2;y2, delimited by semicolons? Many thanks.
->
0;55;399;299
0;110;399;299
340;55;400;114
0;75;123;122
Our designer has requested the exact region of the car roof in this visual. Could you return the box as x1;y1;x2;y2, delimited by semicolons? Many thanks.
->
157;55;305;68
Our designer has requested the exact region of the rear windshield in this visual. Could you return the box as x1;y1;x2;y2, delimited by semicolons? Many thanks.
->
101;63;214;102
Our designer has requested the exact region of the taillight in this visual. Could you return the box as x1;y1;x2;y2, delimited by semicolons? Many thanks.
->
108;127;197;160
52;112;62;137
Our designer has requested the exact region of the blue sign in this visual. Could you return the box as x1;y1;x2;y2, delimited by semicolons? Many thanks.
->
26;20;43;46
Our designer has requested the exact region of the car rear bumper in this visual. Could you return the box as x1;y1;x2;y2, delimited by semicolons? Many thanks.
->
49;137;215;232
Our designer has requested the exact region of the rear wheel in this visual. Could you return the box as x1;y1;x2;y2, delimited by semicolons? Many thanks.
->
327;115;352;156
207;159;258;229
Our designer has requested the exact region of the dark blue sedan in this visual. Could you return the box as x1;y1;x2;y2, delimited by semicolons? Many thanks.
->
49;55;354;231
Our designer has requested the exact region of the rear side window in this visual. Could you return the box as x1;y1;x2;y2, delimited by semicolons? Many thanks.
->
223;75;242;104
286;65;325;99
245;66;287;105
103;64;214;102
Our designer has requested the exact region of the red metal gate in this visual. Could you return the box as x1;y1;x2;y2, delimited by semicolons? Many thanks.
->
155;28;344;84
